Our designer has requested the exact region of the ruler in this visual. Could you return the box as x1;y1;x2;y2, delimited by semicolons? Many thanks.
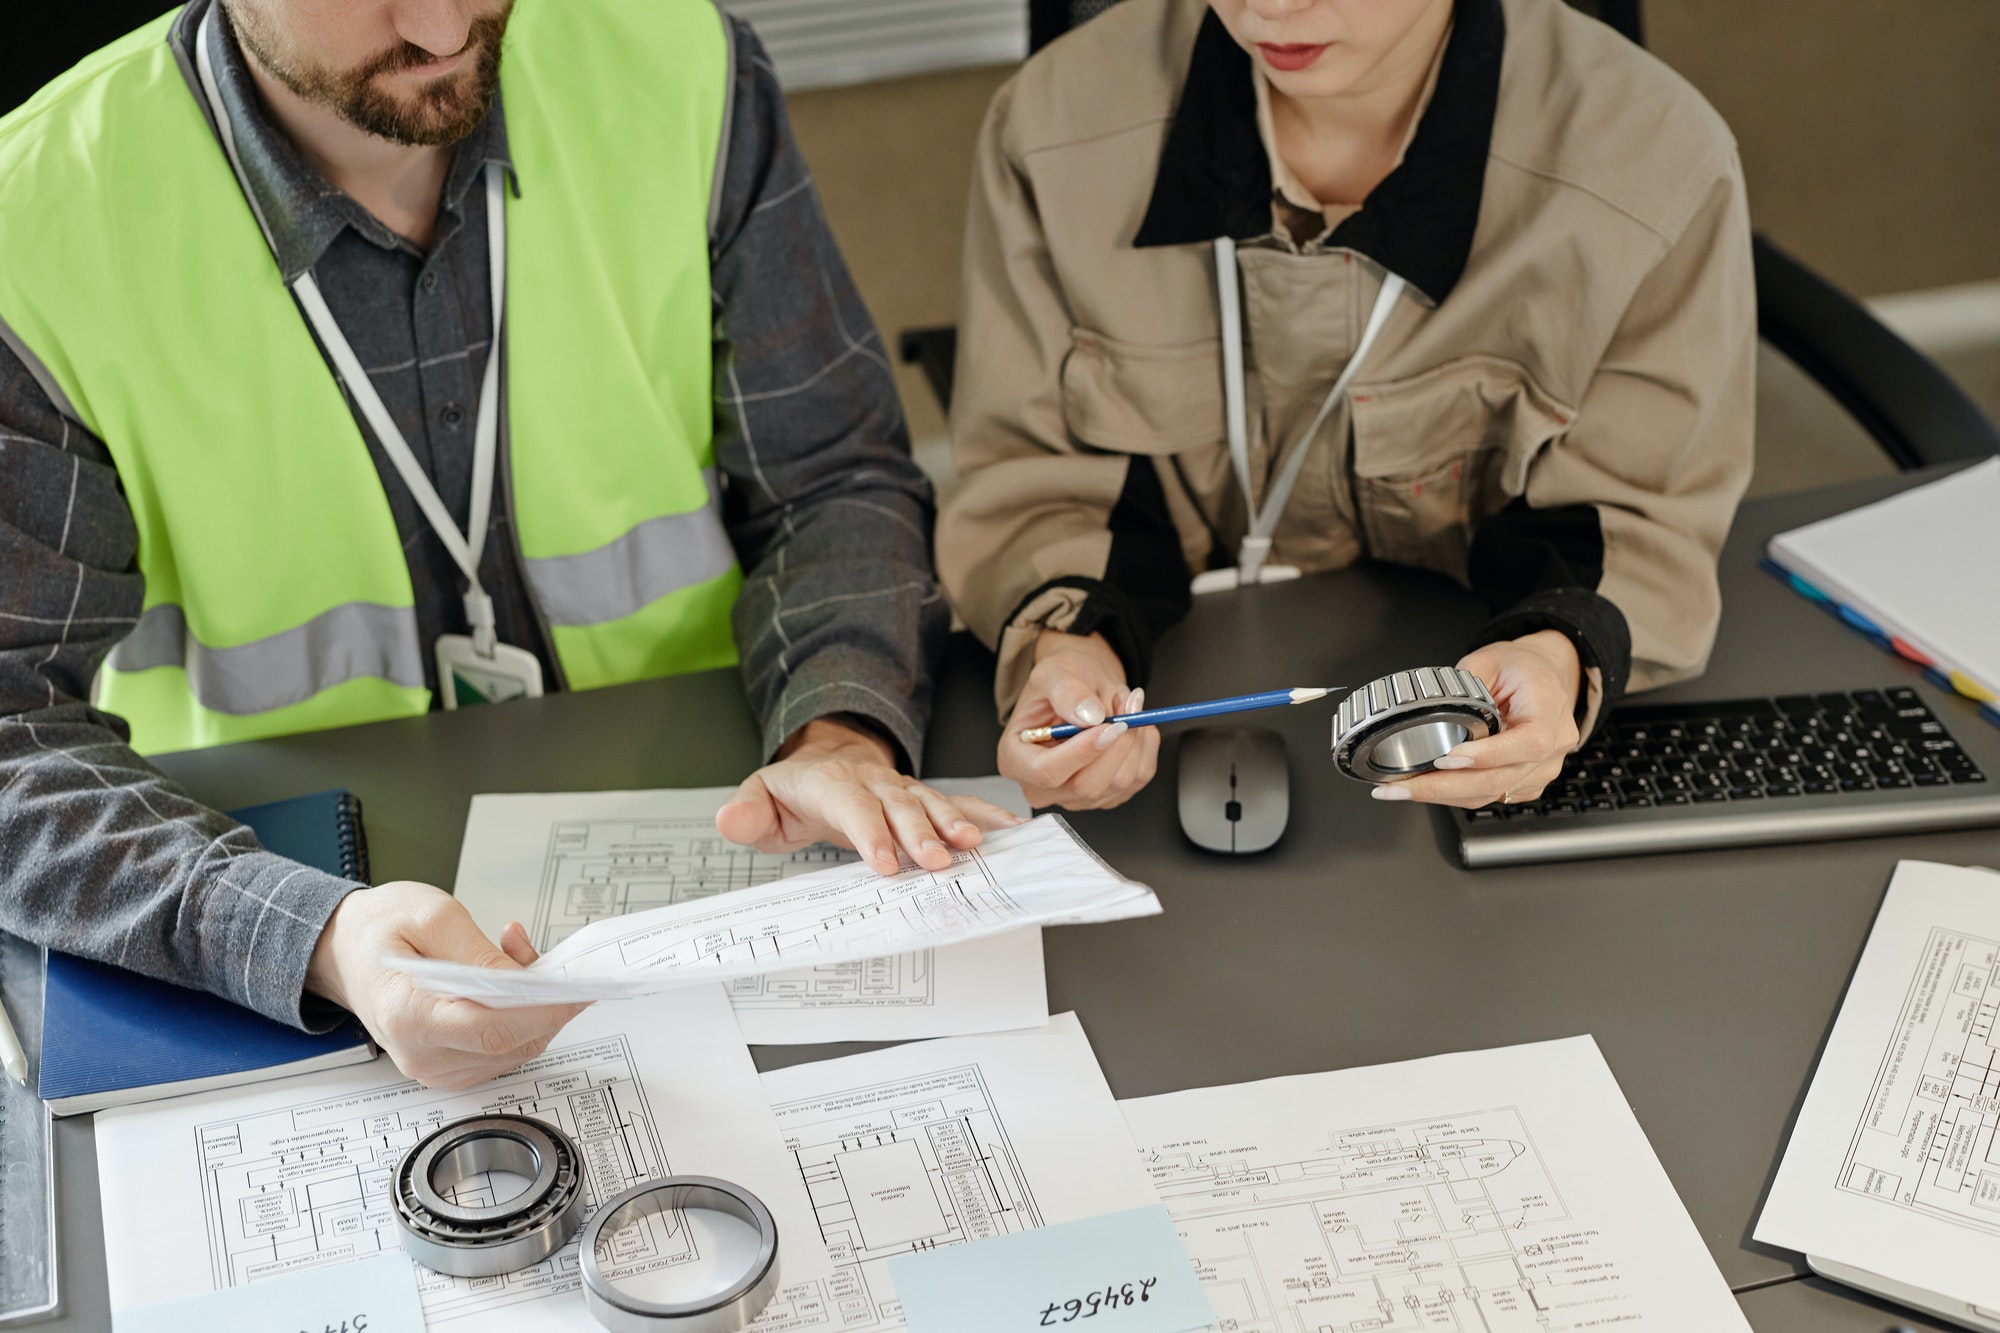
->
0;933;56;1326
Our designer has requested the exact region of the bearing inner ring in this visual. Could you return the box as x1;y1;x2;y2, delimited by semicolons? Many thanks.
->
580;1176;779;1333
393;1114;587;1278
1332;667;1503;783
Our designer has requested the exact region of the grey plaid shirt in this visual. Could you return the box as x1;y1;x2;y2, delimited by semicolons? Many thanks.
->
0;2;944;1030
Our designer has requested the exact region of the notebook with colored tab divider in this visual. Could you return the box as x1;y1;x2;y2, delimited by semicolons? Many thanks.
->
1765;459;2000;730
38;790;376;1116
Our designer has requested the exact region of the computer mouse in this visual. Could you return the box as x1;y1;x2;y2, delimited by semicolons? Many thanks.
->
1177;725;1290;855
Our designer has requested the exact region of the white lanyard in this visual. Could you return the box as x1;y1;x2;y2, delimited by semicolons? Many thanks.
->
1209;235;1406;589
293;169;507;657
195;6;507;657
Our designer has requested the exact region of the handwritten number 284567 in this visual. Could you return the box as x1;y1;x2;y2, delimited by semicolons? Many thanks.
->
1040;1279;1157;1324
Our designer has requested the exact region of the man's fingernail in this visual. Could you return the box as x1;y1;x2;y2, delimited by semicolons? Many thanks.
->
923;839;946;855
1128;688;1145;713
1371;785;1414;802
951;820;975;833
1074;700;1106;726
1432;755;1474;769
1096;721;1127;748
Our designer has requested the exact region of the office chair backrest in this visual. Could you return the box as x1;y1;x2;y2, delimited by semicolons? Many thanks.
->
1028;0;1643;54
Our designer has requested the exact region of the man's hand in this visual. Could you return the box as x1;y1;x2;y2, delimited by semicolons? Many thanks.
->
997;630;1160;810
306;883;589;1090
1372;630;1583;809
717;717;1024;875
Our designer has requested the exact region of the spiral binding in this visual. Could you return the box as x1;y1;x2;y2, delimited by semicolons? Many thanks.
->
334;792;372;883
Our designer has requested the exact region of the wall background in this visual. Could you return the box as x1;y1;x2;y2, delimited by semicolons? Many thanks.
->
1647;0;2000;299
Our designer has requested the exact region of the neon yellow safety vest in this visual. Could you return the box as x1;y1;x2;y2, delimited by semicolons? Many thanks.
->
0;0;742;755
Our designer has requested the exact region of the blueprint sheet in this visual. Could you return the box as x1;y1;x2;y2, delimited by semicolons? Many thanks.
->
400;815;1155;1007
1757;860;2000;1310
748;1013;1161;1333
447;781;1045;1043
1120;1036;1749;1333
94;987;831;1330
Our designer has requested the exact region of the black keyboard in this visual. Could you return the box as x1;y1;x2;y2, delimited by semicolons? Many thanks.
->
1456;686;1999;867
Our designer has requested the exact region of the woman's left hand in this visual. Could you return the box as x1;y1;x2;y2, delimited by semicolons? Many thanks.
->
1372;630;1583;809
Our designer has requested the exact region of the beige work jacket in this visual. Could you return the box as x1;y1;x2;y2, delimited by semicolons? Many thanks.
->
939;0;1755;721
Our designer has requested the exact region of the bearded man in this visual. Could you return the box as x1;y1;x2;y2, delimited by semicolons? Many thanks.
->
0;0;1013;1088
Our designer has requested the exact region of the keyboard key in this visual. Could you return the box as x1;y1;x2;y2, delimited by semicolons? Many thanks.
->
1912;771;1948;786
1839;776;1875;791
1886;686;1922;707
1693;788;1729;802
1776;694;1819;715
1877;774;1912;789
1727;786;1765;800
1765;783;1801;797
1803;779;1837;794
1815;692;1852;712
1468;807;1500;821
1952;769;1988;784
1659;792;1693;805
1852;689;1887;709
1617;794;1655;808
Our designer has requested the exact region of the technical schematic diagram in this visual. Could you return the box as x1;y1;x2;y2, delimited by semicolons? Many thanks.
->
756;1064;1044;1333
1842;926;2000;1236
1143;1108;1645;1333
529;817;941;1012
192;1036;691;1323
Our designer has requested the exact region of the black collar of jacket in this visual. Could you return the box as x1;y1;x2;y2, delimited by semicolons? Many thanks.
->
1133;0;1504;306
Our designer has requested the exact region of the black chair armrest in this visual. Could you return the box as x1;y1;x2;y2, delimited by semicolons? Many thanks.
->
898;325;959;416
1755;232;2000;469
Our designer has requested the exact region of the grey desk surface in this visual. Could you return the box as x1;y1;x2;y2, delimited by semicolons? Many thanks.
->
41;470;1998;1333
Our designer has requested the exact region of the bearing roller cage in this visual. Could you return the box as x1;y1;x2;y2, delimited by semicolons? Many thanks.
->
392;1114;588;1278
1331;667;1502;782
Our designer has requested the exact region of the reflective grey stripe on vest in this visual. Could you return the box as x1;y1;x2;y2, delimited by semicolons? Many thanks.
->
524;469;737;627
106;601;425;715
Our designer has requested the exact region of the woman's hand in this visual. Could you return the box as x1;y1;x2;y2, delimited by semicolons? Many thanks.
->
997;631;1161;810
1373;630;1583;809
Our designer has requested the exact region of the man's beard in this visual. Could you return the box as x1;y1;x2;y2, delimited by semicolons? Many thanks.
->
231;6;512;148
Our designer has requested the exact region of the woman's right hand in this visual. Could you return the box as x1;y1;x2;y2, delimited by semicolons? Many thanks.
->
997;630;1161;810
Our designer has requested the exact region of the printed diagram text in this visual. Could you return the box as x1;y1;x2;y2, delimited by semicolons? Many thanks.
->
530;817;944;1010
193;1036;694;1323
1842;926;2000;1235
756;1064;1042;1333
1144;1108;1645;1332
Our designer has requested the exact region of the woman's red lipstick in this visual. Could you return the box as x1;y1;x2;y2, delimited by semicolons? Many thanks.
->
1257;42;1330;72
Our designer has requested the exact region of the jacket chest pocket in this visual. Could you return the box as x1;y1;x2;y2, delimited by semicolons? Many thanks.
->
1061;329;1224;455
1347;355;1575;582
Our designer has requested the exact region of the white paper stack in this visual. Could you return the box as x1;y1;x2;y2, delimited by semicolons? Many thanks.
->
1767;458;2000;703
396;814;1158;1005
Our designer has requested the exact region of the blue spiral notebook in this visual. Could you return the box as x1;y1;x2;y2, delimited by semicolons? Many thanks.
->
39;790;377;1116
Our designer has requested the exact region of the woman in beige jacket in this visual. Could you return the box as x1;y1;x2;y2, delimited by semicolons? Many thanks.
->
938;0;1754;812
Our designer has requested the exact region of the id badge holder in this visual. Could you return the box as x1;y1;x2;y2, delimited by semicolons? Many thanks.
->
436;634;544;709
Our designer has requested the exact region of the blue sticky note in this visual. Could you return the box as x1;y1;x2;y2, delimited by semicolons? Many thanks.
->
889;1206;1215;1333
113;1253;425;1333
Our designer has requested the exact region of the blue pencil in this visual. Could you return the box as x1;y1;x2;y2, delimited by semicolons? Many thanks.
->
1018;686;1344;743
